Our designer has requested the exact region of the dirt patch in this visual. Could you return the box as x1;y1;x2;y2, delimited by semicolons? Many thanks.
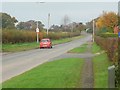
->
80;41;94;88
81;58;94;88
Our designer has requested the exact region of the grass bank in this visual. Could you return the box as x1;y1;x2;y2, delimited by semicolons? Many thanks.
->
52;35;83;45
67;43;87;53
67;42;112;88
91;42;103;53
92;43;112;88
2;35;83;52
2;58;84;88
93;53;112;88
2;42;38;52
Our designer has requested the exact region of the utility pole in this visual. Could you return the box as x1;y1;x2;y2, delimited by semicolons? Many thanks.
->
93;19;95;42
36;21;39;43
47;13;50;35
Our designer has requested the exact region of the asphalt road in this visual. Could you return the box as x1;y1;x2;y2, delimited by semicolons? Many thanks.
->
2;34;92;83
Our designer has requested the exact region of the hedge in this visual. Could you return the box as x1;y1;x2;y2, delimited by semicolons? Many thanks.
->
97;33;118;38
2;29;81;44
95;36;118;63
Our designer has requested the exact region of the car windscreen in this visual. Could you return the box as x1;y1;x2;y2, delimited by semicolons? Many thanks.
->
41;39;49;42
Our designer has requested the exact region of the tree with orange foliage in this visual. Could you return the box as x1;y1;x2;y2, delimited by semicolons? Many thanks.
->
96;11;118;33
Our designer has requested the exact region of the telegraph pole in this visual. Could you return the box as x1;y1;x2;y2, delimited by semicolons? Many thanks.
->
36;21;39;43
47;13;50;35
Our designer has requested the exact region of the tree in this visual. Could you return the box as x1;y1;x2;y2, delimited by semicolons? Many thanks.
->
63;15;70;26
49;24;60;32
16;22;25;30
86;21;93;30
77;22;86;32
62;15;70;32
1;13;18;29
96;11;118;33
16;20;44;30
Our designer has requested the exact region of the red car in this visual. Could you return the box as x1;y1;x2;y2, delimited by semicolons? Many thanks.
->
40;38;52;48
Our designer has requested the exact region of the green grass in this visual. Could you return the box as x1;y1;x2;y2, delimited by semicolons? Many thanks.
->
52;36;83;45
2;35;83;52
93;53;112;88
92;42;103;53
2;42;39;52
2;58;84;88
68;44;87;53
0;43;2;52
92;43;112;88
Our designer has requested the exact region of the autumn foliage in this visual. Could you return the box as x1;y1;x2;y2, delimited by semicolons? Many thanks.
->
96;12;118;33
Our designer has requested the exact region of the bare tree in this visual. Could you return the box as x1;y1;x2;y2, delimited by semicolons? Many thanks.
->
62;15;70;32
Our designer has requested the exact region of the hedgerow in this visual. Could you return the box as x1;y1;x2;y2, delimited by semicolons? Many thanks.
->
95;36;118;63
2;29;36;43
2;29;81;44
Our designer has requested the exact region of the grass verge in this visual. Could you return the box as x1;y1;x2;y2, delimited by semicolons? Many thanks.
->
2;36;83;52
92;43;112;88
91;42;103;54
2;42;39;52
67;43;87;53
2;58;84;88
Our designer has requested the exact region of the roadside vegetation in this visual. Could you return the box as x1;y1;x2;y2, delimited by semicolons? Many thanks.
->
2;12;85;53
67;43;87;53
2;42;39;52
92;11;119;88
2;42;113;88
2;35;83;52
1;10;120;88
91;42;103;54
2;29;82;44
52;35;83;45
2;58;84;88
67;41;112;88
92;43;112;88
93;53;112;88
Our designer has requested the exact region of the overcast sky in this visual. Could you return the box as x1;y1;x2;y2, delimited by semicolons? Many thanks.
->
1;2;118;28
